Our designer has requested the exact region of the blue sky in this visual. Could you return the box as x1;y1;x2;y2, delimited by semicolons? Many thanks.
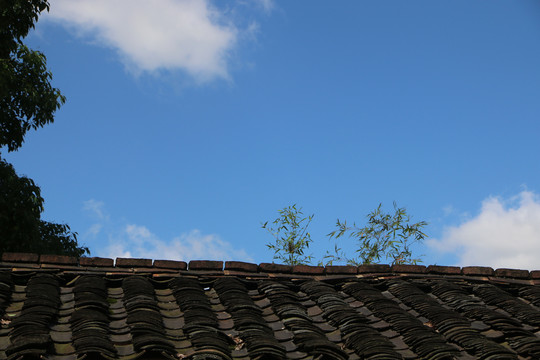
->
5;0;540;268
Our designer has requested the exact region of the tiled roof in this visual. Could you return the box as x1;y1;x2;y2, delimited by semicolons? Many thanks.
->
1;254;540;359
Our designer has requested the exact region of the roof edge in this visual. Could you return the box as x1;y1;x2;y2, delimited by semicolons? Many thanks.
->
1;252;539;282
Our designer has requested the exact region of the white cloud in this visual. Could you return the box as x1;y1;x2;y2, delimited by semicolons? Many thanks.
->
257;0;274;13
442;205;454;217
82;199;252;262
104;224;253;262
83;199;108;220
429;191;540;269
84;223;103;238
45;0;239;81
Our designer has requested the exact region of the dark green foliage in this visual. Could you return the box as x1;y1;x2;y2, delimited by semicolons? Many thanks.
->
1;0;65;152
326;202;427;265
0;44;65;152
0;159;88;256
0;0;50;53
0;1;88;256
263;204;314;265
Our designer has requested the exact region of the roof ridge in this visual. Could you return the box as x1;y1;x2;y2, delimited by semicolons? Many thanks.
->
1;252;539;281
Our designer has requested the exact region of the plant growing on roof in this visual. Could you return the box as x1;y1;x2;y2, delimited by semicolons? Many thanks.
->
262;204;314;266
326;202;427;265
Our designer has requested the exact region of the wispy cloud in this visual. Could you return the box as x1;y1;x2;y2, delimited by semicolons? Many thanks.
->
85;223;103;238
442;205;454;217
45;0;242;82
105;225;253;261
429;191;540;269
82;199;108;238
81;199;253;262
257;0;275;13
83;199;108;221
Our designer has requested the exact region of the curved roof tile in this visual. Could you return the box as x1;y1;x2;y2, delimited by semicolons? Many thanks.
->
1;253;540;359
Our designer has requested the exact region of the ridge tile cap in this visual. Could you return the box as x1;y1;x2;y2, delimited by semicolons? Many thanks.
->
116;257;152;267
494;268;530;279
426;265;461;275
259;263;292;273
292;264;325;275
358;264;391;273
225;261;258;272
79;257;114;267
154;259;187;270
3;255;538;281
40;254;77;265
188;260;223;271
530;270;540;279
462;266;494;276
325;265;358;274
1;252;39;263
391;264;426;273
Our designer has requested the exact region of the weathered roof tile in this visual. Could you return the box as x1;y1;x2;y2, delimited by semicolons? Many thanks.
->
494;268;530;279
292;264;325;275
358;264;391;273
79;257;114;267
462;266;494;276
40;254;77;265
224;261;258;272
1;255;540;359
115;258;152;267
325;265;357;274
259;263;292;273
188;260;223;271
427;265;461;275
153;259;187;270
391;264;426;273
1;253;39;263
